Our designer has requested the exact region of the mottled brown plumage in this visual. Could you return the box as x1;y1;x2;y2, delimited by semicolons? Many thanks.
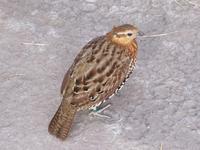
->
48;24;139;140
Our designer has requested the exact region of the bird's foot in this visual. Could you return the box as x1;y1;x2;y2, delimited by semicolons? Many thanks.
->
89;103;111;118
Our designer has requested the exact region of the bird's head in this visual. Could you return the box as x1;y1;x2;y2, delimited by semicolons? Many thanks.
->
107;24;139;46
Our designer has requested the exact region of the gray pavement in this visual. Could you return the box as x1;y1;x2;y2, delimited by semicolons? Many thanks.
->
0;0;200;150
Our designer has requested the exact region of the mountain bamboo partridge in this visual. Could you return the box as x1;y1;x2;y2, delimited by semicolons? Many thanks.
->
48;24;139;140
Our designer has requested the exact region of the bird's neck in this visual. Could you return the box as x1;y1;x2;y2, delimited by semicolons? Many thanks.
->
106;32;138;59
128;39;138;59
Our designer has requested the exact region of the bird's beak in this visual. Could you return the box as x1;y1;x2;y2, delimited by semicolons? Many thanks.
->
138;31;145;36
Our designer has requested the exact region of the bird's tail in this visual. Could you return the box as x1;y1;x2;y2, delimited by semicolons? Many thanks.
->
48;101;77;140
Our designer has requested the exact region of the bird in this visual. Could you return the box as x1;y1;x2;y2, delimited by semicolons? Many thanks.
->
48;24;139;140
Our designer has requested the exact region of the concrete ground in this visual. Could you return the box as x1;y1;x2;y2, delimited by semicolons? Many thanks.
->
0;0;200;150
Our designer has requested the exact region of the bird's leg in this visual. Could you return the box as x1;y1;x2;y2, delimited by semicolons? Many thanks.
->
89;103;111;118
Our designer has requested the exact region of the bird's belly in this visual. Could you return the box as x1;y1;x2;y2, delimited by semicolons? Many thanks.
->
87;58;136;110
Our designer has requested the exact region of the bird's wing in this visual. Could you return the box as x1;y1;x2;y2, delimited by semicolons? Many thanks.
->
61;36;105;95
61;36;134;109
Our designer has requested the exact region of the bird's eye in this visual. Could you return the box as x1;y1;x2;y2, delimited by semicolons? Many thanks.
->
127;33;133;36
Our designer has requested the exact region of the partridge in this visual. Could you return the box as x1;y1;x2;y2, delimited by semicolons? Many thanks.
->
48;24;139;140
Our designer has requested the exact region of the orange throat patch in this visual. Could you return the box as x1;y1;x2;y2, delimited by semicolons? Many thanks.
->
114;39;138;59
128;40;138;59
106;33;138;59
